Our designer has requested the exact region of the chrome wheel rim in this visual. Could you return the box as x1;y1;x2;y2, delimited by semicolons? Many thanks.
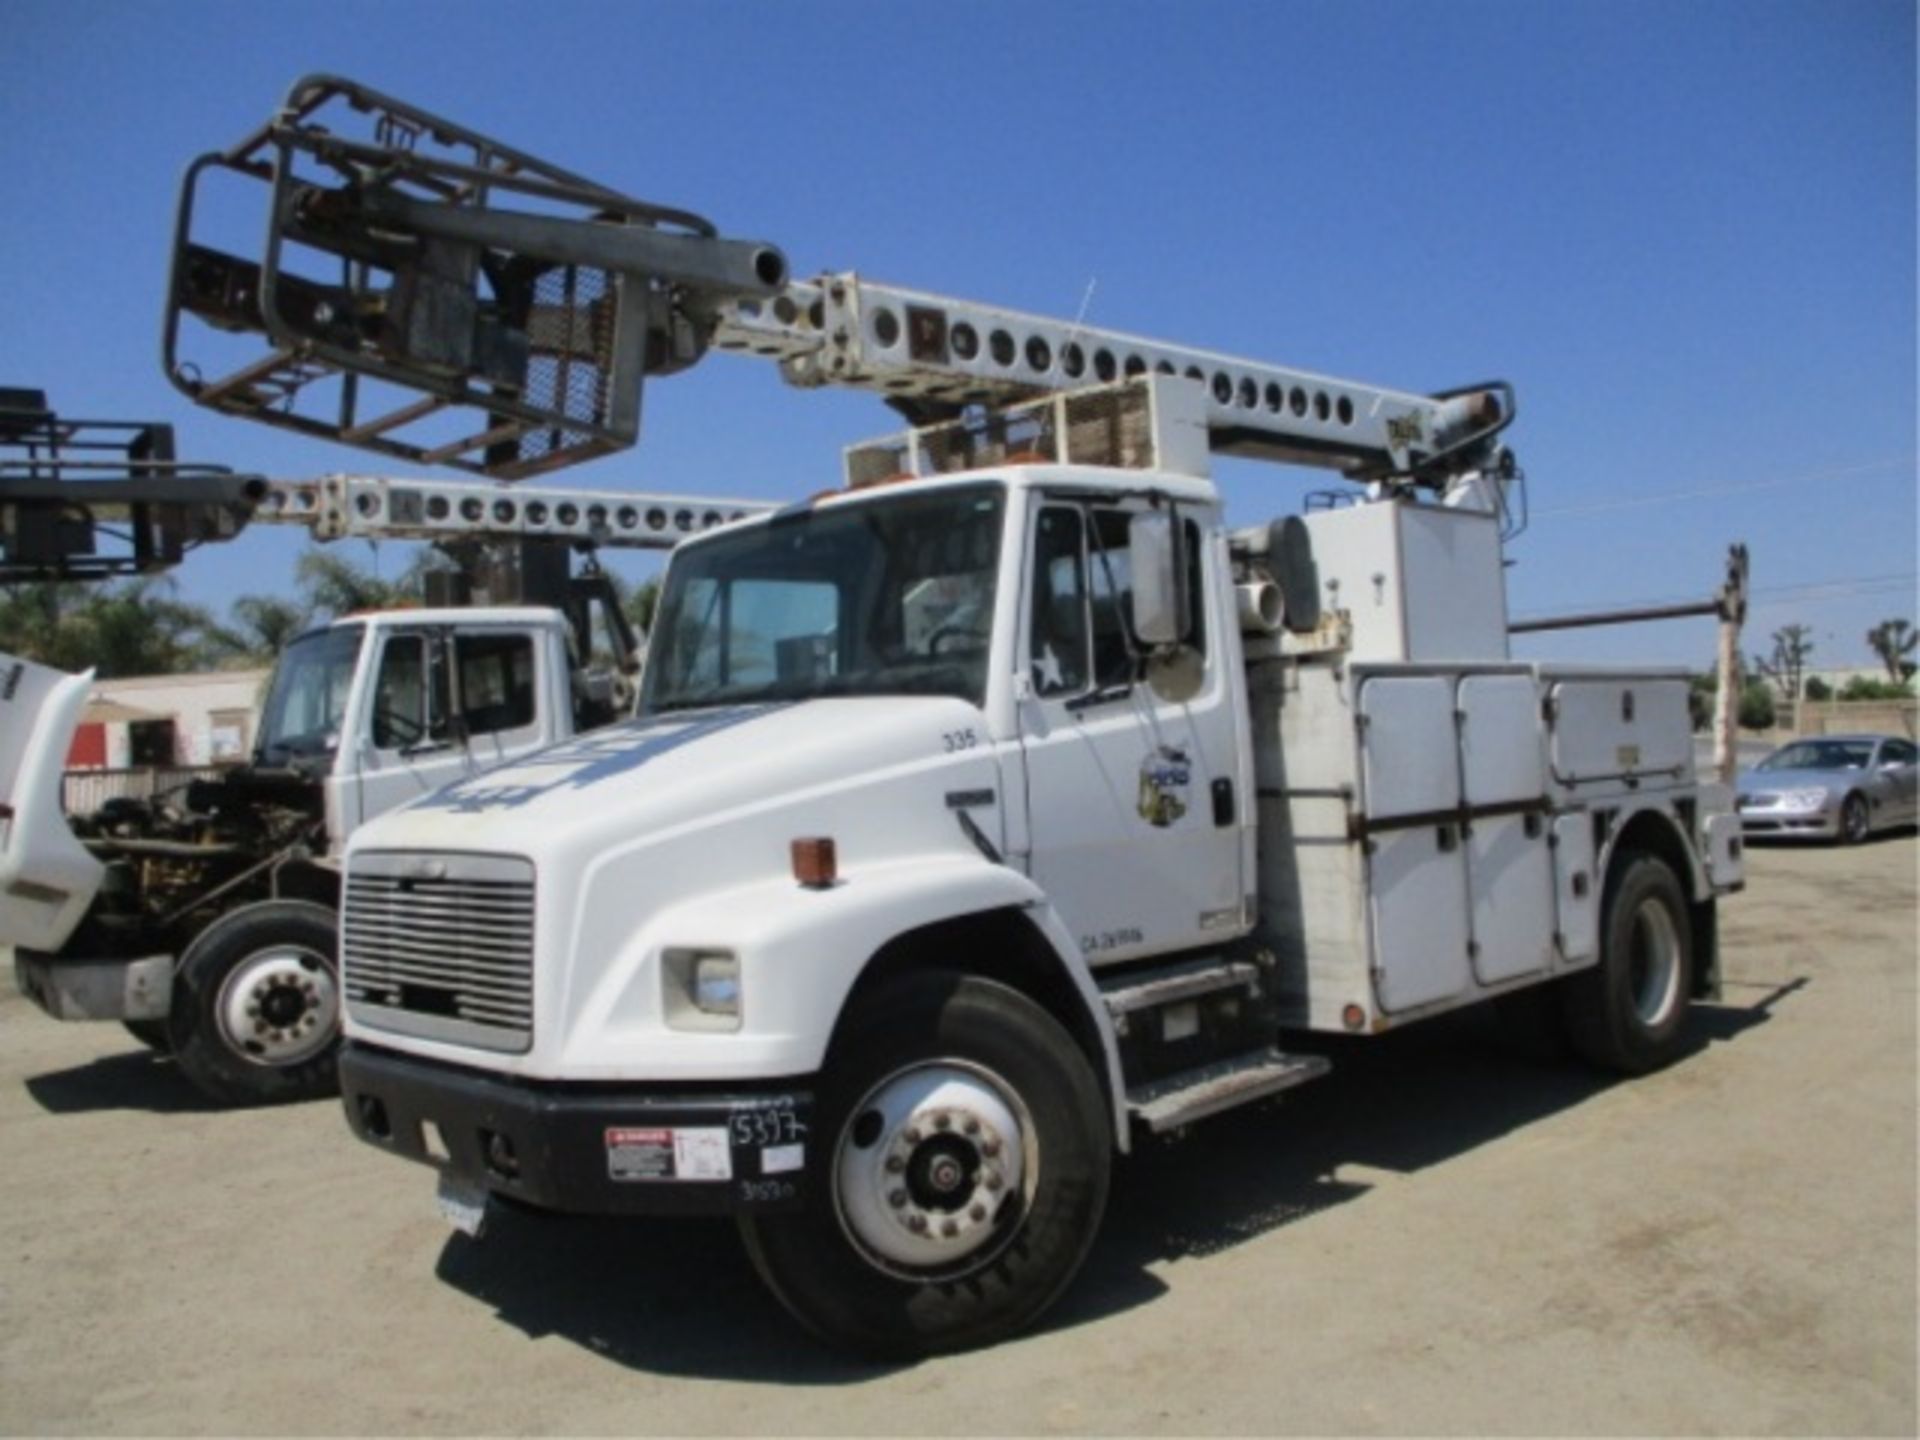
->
1842;797;1868;842
215;944;337;1066
1628;897;1682;1027
833;1060;1036;1280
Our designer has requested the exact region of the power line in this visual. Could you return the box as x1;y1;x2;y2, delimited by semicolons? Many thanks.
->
1530;456;1917;520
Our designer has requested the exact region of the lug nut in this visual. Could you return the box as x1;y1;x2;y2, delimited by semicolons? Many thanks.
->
903;1127;922;1145
934;1114;951;1131
963;1118;980;1136
985;1172;1003;1192
969;1203;987;1221
941;1219;958;1237
906;1214;927;1233
981;1139;1001;1158
888;1189;907;1208
884;1155;905;1174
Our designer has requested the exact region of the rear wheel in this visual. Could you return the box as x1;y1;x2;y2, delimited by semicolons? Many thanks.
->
1561;853;1694;1074
1838;792;1870;845
739;973;1110;1358
168;900;342;1105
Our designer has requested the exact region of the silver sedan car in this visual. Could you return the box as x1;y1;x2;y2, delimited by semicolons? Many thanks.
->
1736;733;1919;843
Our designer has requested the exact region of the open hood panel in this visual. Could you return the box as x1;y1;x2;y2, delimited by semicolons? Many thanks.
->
0;654;103;951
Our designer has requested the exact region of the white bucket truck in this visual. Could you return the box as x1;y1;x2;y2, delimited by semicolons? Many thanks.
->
148;77;1744;1353
333;377;1744;1357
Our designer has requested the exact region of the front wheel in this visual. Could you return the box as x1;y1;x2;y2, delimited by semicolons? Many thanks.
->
739;973;1111;1358
168;900;342;1105
1561;853;1694;1075
1838;792;1870;845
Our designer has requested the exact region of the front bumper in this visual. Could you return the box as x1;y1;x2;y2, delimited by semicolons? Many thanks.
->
338;1042;815;1217
13;948;173;1021
1738;809;1838;838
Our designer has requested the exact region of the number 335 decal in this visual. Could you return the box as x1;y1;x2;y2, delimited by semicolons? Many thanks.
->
942;728;979;753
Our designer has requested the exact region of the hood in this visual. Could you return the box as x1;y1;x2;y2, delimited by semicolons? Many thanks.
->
360;695;989;858
0;653;105;951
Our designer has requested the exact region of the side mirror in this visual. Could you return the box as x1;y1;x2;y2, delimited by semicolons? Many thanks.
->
1129;511;1184;647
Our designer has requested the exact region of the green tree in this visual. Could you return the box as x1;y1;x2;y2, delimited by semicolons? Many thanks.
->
205;593;312;665
0;577;230;677
1802;675;1832;702
292;547;420;618
1754;624;1814;701
625;577;661;633
1866;619;1918;684
1737;678;1776;730
1839;674;1916;702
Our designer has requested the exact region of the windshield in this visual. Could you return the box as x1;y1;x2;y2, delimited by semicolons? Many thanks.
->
255;625;364;763
1758;739;1874;772
644;484;1005;713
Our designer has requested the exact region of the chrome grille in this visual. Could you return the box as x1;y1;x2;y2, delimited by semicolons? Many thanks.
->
342;852;534;1053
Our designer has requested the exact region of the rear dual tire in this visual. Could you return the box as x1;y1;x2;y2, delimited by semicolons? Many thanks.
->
1561;853;1693;1075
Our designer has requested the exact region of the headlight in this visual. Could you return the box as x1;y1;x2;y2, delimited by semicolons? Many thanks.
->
662;948;741;1032
1780;788;1829;812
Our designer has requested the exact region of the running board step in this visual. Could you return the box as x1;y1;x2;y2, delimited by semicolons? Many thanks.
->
1100;957;1260;1026
1127;1048;1330;1134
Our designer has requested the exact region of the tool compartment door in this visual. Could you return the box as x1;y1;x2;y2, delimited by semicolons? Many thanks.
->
1548;677;1692;785
1459;675;1553;984
1359;676;1470;1013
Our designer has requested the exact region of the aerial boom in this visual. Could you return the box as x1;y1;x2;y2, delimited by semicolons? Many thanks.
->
165;75;1513;489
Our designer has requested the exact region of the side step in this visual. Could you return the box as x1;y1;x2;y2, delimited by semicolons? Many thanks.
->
1099;956;1259;1031
1127;1048;1330;1134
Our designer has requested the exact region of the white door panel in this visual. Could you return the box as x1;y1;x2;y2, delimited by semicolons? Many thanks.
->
1459;674;1546;806
1370;823;1471;1011
1360;677;1460;817
1467;813;1554;984
1018;500;1241;963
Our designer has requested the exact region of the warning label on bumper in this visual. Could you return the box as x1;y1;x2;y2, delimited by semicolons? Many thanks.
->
605;1126;734;1182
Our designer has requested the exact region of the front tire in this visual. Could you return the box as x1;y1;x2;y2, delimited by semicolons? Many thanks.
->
1561;853;1694;1075
168;900;342;1105
739;973;1110;1358
1838;792;1870;845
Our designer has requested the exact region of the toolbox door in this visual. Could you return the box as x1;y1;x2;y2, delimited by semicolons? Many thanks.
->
1359;676;1470;1013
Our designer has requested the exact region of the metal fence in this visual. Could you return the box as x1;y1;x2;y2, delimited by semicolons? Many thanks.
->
62;765;230;816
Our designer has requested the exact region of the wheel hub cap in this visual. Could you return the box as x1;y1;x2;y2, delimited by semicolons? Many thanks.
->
216;946;337;1066
836;1062;1032;1277
1628;898;1681;1026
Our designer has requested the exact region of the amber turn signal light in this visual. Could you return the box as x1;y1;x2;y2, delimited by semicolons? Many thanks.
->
792;837;837;889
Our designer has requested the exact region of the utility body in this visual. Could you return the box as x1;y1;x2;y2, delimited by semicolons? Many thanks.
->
2;468;772;1103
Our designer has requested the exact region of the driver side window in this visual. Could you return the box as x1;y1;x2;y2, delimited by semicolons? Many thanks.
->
371;636;444;750
1029;507;1090;697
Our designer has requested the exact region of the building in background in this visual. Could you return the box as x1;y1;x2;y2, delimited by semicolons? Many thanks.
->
64;669;271;770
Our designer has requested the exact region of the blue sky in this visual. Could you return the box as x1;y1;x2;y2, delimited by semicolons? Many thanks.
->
5;1;1914;671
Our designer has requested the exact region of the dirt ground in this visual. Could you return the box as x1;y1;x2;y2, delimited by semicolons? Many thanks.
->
1;836;1913;1436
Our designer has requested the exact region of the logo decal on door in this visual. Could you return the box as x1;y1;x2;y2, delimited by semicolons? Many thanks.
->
1137;745;1191;827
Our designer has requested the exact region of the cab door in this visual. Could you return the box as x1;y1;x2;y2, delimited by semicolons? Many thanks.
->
352;625;552;827
1015;498;1244;965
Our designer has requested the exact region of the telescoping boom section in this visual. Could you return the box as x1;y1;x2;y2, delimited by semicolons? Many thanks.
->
166;75;1511;487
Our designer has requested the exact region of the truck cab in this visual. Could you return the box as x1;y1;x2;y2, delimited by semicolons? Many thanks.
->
4;604;599;1104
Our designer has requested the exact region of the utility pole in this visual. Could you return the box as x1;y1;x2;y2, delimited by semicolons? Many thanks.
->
1712;544;1750;787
